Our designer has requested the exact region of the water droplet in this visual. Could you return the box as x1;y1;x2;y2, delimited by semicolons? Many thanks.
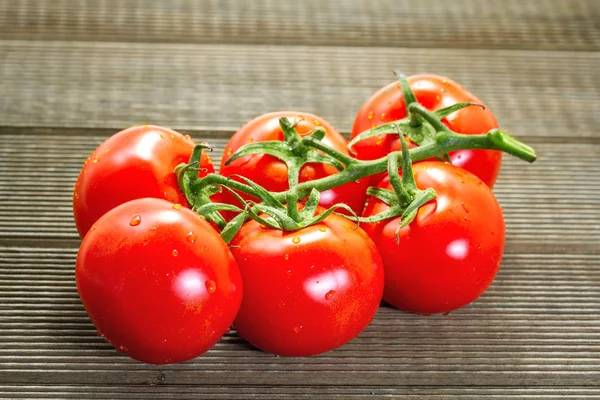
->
292;236;301;244
84;157;90;165
93;157;99;163
380;112;386;121
371;123;376;129
247;137;254;142
118;345;128;352
207;157;213;164
459;179;464;184
478;245;482;250
457;154;462;160
143;125;149;129
463;216;469;223
319;227;326;232
129;215;141;226
150;226;157;231
105;148;110;153
423;165;428;170
284;254;289;260
170;135;175;139
172;249;178;257
160;134;165;139
172;203;181;210
187;232;196;243
461;202;469;213
375;138;383;145
91;225;96;231
226;149;233;156
442;79;449;85
184;134;192;141
204;245;209;251
74;192;79;200
205;280;216;294
325;290;336;300
367;111;374;120
313;120;321;126
293;325;302;334
440;88;445;93
436;95;440;101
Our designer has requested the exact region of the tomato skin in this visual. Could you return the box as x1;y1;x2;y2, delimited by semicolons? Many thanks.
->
230;213;384;356
73;125;214;238
362;162;505;314
351;75;502;187
76;198;242;364
220;112;369;215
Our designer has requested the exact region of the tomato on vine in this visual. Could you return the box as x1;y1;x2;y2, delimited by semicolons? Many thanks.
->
219;112;369;215
351;74;502;187
362;161;505;314
73;125;214;237
230;210;384;356
76;198;242;364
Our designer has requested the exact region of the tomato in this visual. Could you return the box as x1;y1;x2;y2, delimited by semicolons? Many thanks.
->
351;75;502;187
362;161;505;314
220;112;369;216
73;125;214;238
76;198;242;364
230;211;384;356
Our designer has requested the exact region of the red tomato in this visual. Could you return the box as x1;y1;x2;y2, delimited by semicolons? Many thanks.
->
73;125;214;238
362;162;505;314
230;212;384;356
351;75;502;187
220;112;369;216
76;198;242;364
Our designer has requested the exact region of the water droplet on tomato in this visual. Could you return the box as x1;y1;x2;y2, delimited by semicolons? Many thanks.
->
187;232;196;243
319;227;326;232
226;148;233;156
463;216;469;223
105;148;110;153
118;345;128;352
292;236;301;244
247;137;254;142
172;203;181;210
313;119;321;126
293;325;302;334
74;192;79;200
205;280;216;294
184;134;192;141
461;202;469;213
170;135;175;139
207;157;213;165
376;138;383;145
478;245;482;250
160;134;165;139
440;88;445;93
442;79;449;85
380;112;386;121
325;290;336;300
92;157;99;163
459;179;464;184
371;123;376;129
172;249;178;257
284;254;289;260
129;215;141;226
367;111;374;120
150;226;157;231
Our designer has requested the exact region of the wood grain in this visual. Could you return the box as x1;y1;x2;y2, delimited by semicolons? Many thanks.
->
1;40;598;136
0;0;598;51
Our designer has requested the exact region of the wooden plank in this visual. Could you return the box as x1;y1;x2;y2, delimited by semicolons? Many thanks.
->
1;385;600;399
0;247;598;386
0;40;599;136
0;131;598;252
0;0;598;51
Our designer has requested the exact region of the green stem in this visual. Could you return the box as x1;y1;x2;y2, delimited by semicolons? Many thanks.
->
194;128;535;203
302;136;357;166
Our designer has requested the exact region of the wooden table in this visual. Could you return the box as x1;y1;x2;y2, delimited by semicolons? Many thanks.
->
1;1;599;398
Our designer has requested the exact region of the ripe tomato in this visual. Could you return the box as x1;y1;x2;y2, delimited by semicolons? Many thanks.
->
76;198;243;364
351;75;502;187
230;212;384;356
362;161;505;314
220;112;369;215
73;125;214;238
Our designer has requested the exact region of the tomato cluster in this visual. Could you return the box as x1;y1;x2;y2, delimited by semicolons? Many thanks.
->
73;75;514;364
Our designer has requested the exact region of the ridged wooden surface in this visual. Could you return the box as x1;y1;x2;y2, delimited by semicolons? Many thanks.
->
0;0;599;399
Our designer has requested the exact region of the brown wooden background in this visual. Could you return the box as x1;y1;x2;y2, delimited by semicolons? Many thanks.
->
1;1;599;398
